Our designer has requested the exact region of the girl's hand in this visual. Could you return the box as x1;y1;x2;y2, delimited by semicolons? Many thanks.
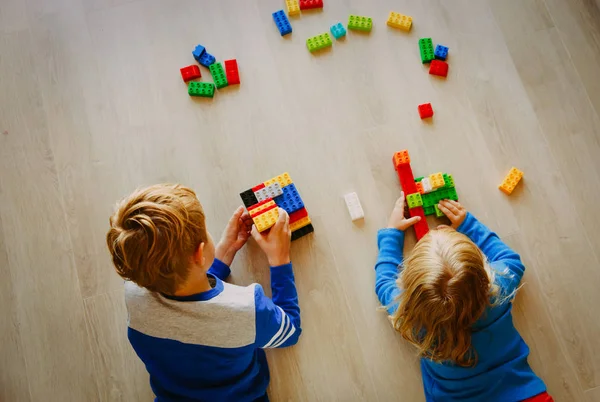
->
437;200;467;229
387;192;421;231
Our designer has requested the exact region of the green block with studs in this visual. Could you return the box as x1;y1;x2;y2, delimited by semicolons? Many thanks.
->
419;37;434;63
423;205;435;216
434;204;445;217
443;173;455;188
415;176;424;182
209;63;228;89
447;187;459;201
348;15;373;32
306;33;332;52
188;82;215;98
406;193;423;209
421;192;436;208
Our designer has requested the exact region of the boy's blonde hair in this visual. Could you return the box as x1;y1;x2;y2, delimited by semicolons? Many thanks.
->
391;228;500;367
106;184;208;295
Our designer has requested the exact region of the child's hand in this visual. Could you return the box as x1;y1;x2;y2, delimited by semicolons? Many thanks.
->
251;208;291;267
437;200;467;229
387;191;422;231
216;206;254;266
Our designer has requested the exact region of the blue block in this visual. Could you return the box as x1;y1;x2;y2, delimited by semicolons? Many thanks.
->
274;183;304;214
272;10;292;36
198;52;216;67
330;22;346;39
434;45;449;61
192;44;206;61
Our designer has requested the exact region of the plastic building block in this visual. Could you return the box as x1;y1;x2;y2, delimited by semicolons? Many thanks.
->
435;45;449;61
180;65;201;82
392;149;411;169
387;11;412;31
273;10;292;36
429;172;445;189
415;176;424;182
306;33;332;52
224;59;240;85
419;38;434;63
274;183;304;214
443;174;455;188
429;59;448;77
396;164;418;195
434;204;445;218
499;167;523;195
348;15;372;32
299;0;323;10
286;0;300;15
423;205;435;215
198;52;216;68
265;182;283;198
344;192;364;221
418;103;434;119
330;23;347;39
289;207;308;224
254;187;271;202
416;181;424;194
209;63;228;89
252;183;265;192
421;177;433;193
406;193;423;209
249;200;277;217
409;206;429;240
291;223;314;241
290;216;312;232
188;82;215;98
446;187;459;201
264;172;293;188
254;207;279;232
192;45;206;61
240;189;258;208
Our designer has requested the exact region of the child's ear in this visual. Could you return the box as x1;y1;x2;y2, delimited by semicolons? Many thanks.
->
193;242;205;265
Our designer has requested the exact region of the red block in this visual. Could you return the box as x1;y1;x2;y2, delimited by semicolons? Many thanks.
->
180;65;201;82
252;183;265;192
289;207;308;224
247;198;272;214
429;60;448;77
299;0;323;9
396;164;418;195
409;206;429;241
418;103;434;119
250;202;278;218
224;59;240;85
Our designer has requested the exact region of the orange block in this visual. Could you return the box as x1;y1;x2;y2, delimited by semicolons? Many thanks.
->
499;167;523;195
416;181;424;194
393;150;411;169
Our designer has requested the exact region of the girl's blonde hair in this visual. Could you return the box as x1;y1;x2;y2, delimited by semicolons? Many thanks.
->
391;227;501;367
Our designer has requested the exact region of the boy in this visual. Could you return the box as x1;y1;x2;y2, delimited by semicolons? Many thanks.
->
106;184;301;402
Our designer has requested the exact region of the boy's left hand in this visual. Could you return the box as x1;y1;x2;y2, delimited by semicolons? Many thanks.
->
216;206;254;266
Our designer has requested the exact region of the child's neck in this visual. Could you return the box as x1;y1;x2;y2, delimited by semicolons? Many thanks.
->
174;268;213;296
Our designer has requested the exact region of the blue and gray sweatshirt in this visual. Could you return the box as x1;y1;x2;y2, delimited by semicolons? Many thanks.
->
125;259;301;402
375;213;547;402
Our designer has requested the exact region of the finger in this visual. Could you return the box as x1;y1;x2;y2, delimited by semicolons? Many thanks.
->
396;191;406;206
441;200;460;216
437;202;457;219
250;225;263;243
274;208;288;229
229;206;245;223
404;215;421;228
447;199;464;210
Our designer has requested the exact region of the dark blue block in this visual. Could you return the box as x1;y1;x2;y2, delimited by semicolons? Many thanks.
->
198;52;216;67
192;44;206;61
434;45;449;61
274;183;304;214
272;10;292;36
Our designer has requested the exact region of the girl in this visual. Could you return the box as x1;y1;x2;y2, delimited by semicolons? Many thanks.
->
374;193;552;402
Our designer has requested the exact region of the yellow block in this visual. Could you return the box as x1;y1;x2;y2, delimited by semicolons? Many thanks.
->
290;216;312;232
387;11;412;31
264;172;293;188
254;207;279;232
429;172;445;189
499;167;523;195
286;0;300;16
248;200;276;217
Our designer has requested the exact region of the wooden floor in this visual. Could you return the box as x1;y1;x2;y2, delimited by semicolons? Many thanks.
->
1;0;600;401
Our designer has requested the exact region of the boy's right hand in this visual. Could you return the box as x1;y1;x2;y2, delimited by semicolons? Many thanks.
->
438;199;467;229
387;191;421;231
251;208;292;267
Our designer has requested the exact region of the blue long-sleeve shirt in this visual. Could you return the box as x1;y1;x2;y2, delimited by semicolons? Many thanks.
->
375;213;547;402
125;258;301;402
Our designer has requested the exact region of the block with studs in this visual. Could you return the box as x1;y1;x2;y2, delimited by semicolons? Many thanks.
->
254;207;280;232
429;172;445;189
306;33;332;52
499;167;523;195
387;11;412;31
406;193;423;209
348;15;372;32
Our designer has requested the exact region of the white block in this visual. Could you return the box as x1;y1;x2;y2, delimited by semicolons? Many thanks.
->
254;188;269;202
265;182;283;198
421;177;433;194
344;192;365;221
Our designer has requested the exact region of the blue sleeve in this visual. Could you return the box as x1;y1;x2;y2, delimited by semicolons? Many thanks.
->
457;213;525;295
374;228;404;314
207;258;231;281
254;263;302;348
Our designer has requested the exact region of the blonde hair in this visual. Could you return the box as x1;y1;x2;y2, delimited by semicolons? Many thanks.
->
391;228;501;367
106;184;208;295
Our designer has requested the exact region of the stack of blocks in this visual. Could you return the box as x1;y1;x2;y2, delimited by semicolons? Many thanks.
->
240;172;314;241
414;173;459;216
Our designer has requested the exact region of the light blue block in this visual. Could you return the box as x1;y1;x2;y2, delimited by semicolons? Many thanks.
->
330;22;346;39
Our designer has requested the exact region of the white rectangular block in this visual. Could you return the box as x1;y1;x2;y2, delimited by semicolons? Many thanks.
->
421;177;433;194
265;182;283;198
254;188;269;202
344;192;364;221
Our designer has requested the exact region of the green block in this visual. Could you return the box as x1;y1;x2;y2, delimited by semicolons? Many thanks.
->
306;33;332;52
421;192;436;208
406;193;423;209
188;82;215;98
209;63;228;89
415;176;424;182
434;204;445;217
447;187;459;201
419;38;434;63
443;174;455;188
423;205;435;216
348;15;373;32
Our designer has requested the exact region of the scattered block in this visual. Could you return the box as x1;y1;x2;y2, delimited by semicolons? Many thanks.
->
254;207;280;232
330;22;347;39
406;193;423;209
290;216;312;232
306;33;332;52
188;82;215;98
291;223;314;241
224;59;240;85
348;15;372;32
299;0;323;10
198;52;216;68
429;172;445;189
393;150;411;168
192;45;206;61
240;189;258;208
419;38;434;63
434;204;445;217
285;0;300;15
274;183;304;214
344;192;365;221
264;172;293;188
499;167;523;195
429;59;449;77
418;103;434;119
387;11;412;31
209;63;228;89
273;10;292;36
434;45;449;61
180;65;201;82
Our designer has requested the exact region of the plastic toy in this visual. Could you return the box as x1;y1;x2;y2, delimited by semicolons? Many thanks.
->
387;11;412;31
286;0;300;15
291;223;314;241
192;45;206;61
406;193;423;209
290;216;312;232
188;82;215;98
434;45;449;60
499;167;523;195
180;65;201;82
299;0;323;10
348;15;372;32
198;52;216;68
254;207;280;232
344;192;364;221
264;172;293;188
418;38;434;63
418;103;434;119
209;63;228;89
429;59;448;77
306;33;332;52
273;10;292;36
224;59;240;85
330;23;347;39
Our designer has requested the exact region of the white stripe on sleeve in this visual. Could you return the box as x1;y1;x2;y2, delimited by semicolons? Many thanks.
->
262;306;288;348
269;316;290;348
271;324;296;348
